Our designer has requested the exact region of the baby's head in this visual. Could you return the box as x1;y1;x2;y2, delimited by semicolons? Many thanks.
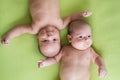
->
38;26;60;57
68;20;92;50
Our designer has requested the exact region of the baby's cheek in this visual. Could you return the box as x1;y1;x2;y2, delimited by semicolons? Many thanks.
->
87;40;92;46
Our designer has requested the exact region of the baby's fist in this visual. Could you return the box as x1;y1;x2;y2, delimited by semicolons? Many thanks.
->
82;10;92;17
38;60;46;68
98;67;107;78
1;37;10;45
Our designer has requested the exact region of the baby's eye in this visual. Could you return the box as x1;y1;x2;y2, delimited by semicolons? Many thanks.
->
53;39;57;41
41;40;48;42
79;36;83;39
88;35;91;38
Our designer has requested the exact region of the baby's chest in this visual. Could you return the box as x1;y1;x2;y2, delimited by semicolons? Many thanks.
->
47;18;63;28
62;50;91;65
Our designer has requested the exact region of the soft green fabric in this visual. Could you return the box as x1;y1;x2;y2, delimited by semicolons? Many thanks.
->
0;0;120;80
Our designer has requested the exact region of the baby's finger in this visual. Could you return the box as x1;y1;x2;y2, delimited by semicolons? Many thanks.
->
37;60;44;63
82;10;92;17
99;69;107;78
38;60;44;68
0;38;2;44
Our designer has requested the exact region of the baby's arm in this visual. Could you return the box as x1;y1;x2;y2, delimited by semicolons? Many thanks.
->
62;10;92;29
38;49;63;68
1;25;36;45
90;47;107;78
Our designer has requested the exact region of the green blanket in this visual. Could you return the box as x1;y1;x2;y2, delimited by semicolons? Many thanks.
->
0;0;120;80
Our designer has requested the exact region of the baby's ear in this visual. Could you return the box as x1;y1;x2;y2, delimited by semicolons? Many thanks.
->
67;35;72;43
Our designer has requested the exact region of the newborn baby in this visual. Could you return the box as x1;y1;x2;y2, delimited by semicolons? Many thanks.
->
38;20;107;80
1;0;91;57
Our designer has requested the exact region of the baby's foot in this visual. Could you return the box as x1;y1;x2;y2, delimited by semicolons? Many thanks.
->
82;10;92;17
1;38;10;45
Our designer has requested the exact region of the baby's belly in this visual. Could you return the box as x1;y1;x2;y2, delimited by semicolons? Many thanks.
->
30;0;60;22
60;64;90;80
31;11;60;22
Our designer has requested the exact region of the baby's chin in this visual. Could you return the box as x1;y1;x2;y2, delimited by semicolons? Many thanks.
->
40;45;60;57
72;44;91;50
40;49;59;57
74;46;89;50
43;51;58;57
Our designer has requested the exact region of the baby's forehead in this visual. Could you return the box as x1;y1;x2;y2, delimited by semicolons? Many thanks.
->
70;24;91;33
68;20;91;35
69;20;90;29
72;29;92;36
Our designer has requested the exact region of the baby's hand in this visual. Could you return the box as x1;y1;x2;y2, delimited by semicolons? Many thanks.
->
38;60;48;68
82;10;92;17
98;67;107;78
1;37;10;45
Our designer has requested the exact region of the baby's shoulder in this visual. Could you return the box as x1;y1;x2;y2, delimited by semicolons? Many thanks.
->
61;45;73;52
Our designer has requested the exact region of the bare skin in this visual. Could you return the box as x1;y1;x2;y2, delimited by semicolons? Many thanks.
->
1;0;92;57
38;20;107;80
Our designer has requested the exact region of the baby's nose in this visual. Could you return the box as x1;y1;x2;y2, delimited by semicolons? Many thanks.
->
47;31;53;36
84;37;88;40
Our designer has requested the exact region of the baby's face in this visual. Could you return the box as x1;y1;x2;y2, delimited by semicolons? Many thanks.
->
68;25;92;50
38;26;60;57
